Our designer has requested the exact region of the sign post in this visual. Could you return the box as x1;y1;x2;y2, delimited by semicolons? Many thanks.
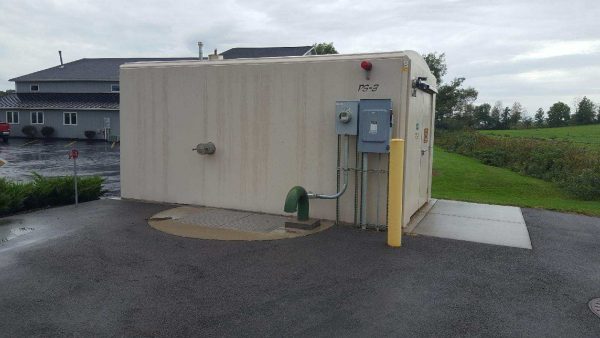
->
69;149;79;205
103;117;111;141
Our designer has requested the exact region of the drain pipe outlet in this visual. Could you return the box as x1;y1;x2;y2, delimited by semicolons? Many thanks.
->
284;186;310;221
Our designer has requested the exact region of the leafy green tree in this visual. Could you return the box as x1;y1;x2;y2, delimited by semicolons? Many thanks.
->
509;102;524;128
500;106;511;129
422;52;447;85
435;77;478;129
522;116;533;129
489;101;502;129
423;53;478;130
573;96;596;125
473;103;491;129
534;108;545;127
0;89;15;97
312;42;338;55
458;103;477;128
547;102;571;127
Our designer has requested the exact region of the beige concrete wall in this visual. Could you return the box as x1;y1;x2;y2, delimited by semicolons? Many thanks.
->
403;58;437;225
120;52;434;225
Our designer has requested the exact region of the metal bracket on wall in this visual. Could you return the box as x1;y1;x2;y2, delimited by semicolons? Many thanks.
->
412;77;437;96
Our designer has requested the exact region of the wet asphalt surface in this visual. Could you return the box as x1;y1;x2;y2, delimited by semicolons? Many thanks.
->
0;138;120;196
0;199;599;337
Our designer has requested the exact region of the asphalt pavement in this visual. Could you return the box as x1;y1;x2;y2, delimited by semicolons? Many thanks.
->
0;199;599;337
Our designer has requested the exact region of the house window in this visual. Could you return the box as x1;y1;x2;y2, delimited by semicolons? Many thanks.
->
64;112;77;125
111;84;120;92
30;84;39;92
6;111;19;124
31;111;44;124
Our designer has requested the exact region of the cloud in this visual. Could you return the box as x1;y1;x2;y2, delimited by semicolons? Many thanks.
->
512;40;600;61
0;0;599;113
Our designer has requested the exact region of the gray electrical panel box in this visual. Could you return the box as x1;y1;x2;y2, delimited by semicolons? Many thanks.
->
358;99;392;153
335;101;359;135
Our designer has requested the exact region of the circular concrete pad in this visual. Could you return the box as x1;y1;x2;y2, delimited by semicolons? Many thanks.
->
149;206;332;241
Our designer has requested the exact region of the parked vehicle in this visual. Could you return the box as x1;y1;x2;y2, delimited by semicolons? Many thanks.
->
0;122;9;142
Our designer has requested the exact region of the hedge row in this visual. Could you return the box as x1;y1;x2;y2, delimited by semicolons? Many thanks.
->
436;131;600;200
21;125;97;138
0;173;105;216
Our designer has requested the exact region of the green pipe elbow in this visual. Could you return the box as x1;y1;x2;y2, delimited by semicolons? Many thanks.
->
284;186;310;221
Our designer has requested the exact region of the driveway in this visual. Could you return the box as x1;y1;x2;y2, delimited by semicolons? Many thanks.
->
0;199;599;336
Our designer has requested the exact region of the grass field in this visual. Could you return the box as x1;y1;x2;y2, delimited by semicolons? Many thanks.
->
480;124;600;150
432;147;600;216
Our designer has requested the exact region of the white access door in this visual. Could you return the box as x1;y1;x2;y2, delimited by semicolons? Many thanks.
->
418;93;434;207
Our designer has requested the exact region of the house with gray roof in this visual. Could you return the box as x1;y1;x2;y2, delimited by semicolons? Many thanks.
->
220;46;314;59
0;46;314;140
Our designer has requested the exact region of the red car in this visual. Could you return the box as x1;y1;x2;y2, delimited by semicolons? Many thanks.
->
0;122;10;142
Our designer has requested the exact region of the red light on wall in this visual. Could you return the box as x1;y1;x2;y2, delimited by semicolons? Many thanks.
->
360;60;372;71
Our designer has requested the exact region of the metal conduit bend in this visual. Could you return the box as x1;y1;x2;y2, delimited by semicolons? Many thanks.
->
307;135;350;200
284;135;351;220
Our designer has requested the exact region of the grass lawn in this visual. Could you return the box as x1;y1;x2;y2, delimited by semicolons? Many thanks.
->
432;147;600;216
480;124;600;150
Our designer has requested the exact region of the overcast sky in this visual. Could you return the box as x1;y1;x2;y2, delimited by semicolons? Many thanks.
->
1;0;599;114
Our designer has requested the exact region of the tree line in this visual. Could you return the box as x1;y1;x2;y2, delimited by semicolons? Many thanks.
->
0;89;15;97
424;52;600;130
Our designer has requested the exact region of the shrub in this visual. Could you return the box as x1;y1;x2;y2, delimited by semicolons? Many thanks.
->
474;149;510;167
84;130;96;139
561;167;600;200
0;173;105;216
21;125;37;137
40;126;55;137
0;178;32;215
24;173;105;209
436;131;600;200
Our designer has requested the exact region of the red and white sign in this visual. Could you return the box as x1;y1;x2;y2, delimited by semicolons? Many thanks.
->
69;149;79;159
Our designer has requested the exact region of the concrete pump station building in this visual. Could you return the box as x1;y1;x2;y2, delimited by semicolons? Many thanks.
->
120;51;436;231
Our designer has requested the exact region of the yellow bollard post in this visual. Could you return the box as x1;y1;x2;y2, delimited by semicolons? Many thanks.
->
387;139;404;247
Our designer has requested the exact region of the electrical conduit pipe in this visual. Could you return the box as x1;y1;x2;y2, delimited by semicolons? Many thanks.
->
283;135;351;220
307;135;350;199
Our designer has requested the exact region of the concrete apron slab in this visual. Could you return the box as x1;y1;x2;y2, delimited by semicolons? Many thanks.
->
148;206;333;241
411;199;532;249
